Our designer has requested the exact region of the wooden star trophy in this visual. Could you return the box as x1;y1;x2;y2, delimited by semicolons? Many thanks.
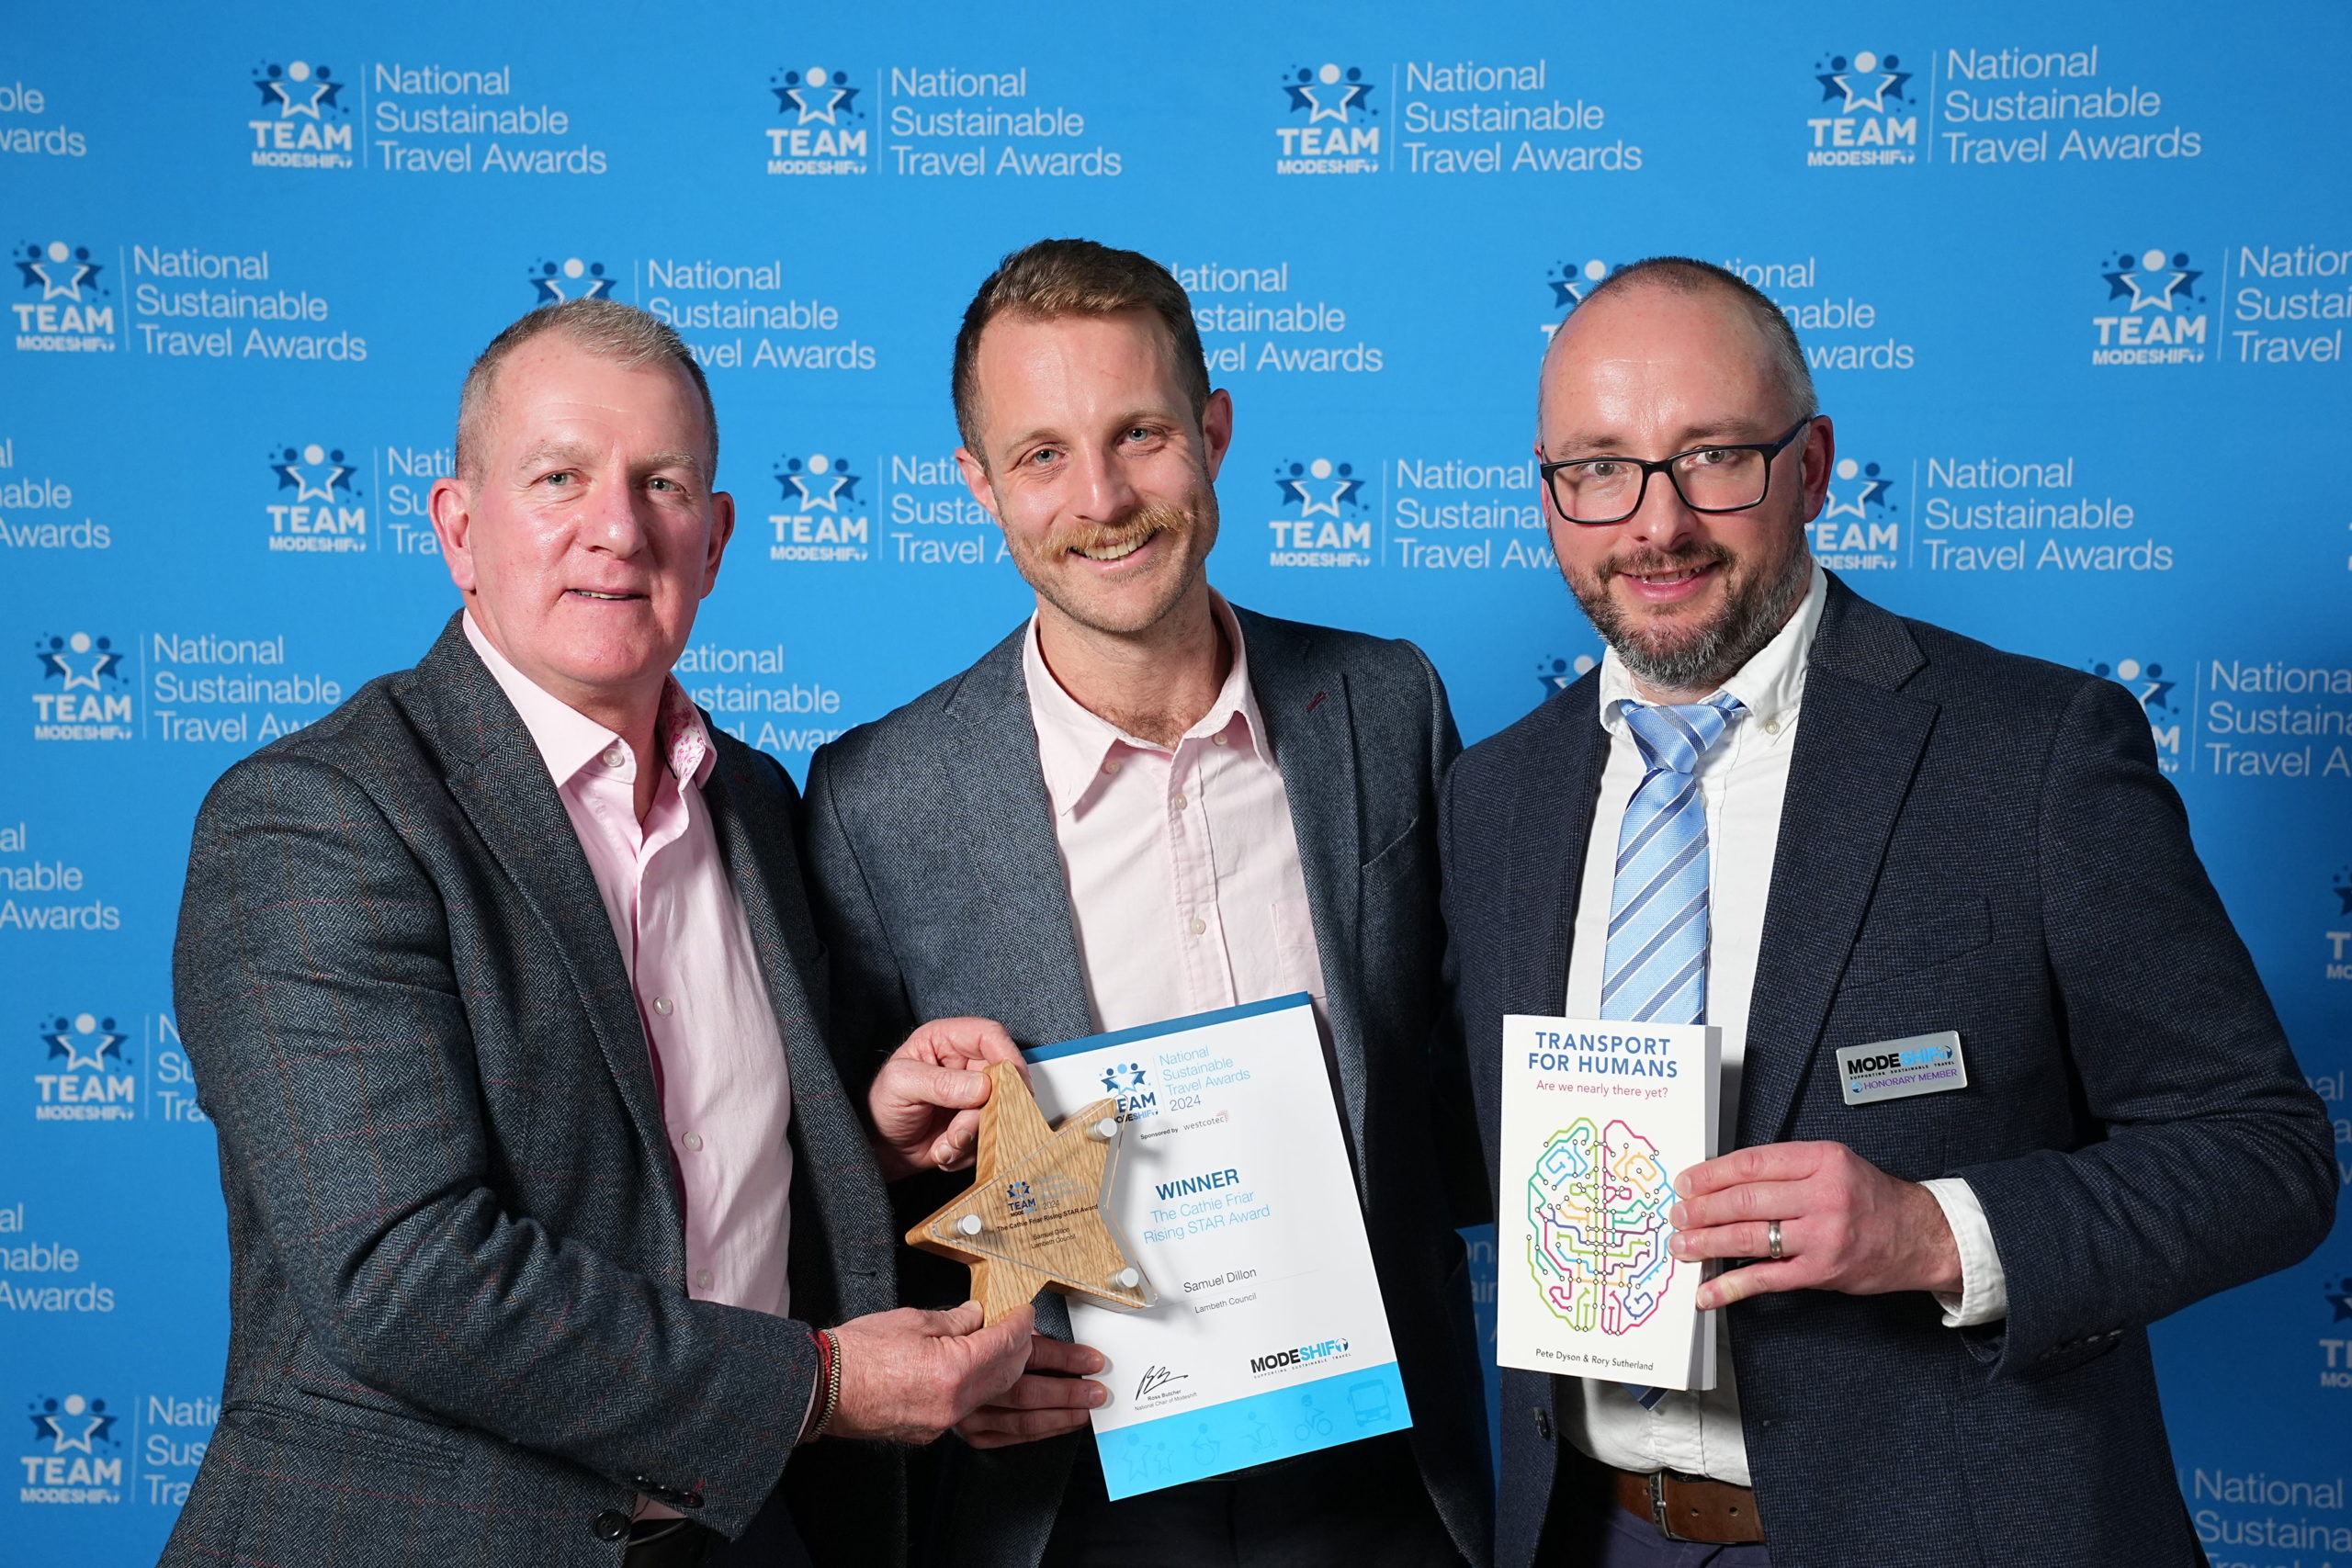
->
907;1060;1155;1325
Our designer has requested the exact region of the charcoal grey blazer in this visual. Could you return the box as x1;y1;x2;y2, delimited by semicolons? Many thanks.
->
1444;575;2335;1568
162;614;900;1568
802;604;1493;1568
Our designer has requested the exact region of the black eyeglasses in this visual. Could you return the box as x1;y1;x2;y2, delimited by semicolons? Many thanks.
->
1539;417;1815;526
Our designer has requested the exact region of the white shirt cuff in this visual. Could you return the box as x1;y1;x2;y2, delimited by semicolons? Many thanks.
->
1920;1177;2007;1327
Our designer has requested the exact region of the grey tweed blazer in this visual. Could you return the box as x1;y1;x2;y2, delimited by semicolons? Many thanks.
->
803;604;1494;1568
162;614;901;1568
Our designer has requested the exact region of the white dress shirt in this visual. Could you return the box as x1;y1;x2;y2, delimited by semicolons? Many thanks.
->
1559;566;2005;1485
1021;593;1329;1034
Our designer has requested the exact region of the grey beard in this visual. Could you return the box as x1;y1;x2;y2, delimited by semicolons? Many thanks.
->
1582;545;1811;694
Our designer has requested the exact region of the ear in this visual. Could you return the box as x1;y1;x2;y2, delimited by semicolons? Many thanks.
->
427;475;479;596
1796;415;1836;524
699;489;736;598
1198;389;1235;482
955;446;1003;522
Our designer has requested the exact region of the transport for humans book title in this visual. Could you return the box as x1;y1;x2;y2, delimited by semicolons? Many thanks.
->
1497;1016;1720;1391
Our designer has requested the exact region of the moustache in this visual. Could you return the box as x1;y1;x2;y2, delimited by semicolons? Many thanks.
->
1042;501;1194;560
1598;539;1735;584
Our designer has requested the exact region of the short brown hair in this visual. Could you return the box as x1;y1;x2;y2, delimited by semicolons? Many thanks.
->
951;239;1208;460
456;298;718;481
1567;256;1818;423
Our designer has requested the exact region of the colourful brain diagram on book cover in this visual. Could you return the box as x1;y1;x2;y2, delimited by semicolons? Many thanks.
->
1525;1118;1676;1333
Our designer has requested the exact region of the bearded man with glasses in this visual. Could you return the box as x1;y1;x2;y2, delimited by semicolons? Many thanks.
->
1442;256;2333;1568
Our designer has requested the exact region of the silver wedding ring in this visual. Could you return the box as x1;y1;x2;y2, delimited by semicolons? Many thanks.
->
1767;1219;1784;1260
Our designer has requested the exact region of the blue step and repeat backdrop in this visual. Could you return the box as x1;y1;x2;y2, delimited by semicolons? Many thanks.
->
5;1;2349;1561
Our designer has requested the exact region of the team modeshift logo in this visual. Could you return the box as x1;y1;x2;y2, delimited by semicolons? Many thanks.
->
2322;1268;2352;1388
1539;258;1613;339
1099;1061;1159;1123
1267;457;1371;567
1810;457;1900;570
13;239;116;354
529;257;615;305
1805;48;1917;166
32;632;131;742
1536;655;1599;697
19;1393;123;1504
1547;258;1610;310
767;65;868;175
34;1014;134;1122
266;444;367;553
1275;62;1380;175
769;453;869;562
2092;249;2208;366
246;57;354;169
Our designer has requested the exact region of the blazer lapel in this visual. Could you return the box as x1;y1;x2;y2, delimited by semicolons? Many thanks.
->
402;616;679;1225
1737;581;1937;1147
1509;685;1609;1021
1240;612;1371;1169
944;631;1096;1046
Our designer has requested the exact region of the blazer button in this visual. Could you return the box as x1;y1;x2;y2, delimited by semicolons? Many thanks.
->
592;1509;630;1542
1533;1407;1553;1441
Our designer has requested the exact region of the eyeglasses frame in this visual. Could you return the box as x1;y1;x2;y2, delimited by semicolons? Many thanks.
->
1538;415;1818;527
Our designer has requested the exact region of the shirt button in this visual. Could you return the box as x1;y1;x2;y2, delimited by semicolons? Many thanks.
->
652;997;673;1016
695;1269;713;1290
682;1132;703;1152
1187;917;1206;936
602;746;627;769
1212;733;1228;747
1762;717;1782;735
1170;791;1188;811
1102;759;1121;775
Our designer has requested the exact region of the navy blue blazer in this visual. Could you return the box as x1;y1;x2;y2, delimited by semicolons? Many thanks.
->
1442;577;2334;1568
803;605;1493;1568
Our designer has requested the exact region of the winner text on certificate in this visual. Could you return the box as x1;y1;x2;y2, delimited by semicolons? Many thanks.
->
1023;994;1410;1500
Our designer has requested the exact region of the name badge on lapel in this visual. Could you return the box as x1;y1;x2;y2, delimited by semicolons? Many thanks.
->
1837;1032;1966;1107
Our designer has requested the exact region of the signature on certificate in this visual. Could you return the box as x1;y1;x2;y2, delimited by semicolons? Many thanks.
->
1135;1364;1191;1402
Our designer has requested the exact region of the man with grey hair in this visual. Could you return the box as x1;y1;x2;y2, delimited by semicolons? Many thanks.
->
164;298;1047;1568
1443;256;2333;1565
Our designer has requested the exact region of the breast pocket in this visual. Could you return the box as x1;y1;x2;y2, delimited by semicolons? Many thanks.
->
1840;894;1993;991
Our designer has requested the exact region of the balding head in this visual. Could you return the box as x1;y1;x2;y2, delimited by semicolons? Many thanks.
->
1541;258;1815;434
1533;256;1832;702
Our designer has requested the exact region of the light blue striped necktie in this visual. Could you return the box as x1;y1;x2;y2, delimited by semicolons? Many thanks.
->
1601;691;1744;1411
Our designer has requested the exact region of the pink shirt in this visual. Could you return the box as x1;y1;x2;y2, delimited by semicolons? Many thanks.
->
463;615;795;1324
1022;594;1328;1033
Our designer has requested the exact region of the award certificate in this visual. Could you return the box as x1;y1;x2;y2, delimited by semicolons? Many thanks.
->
1024;994;1410;1499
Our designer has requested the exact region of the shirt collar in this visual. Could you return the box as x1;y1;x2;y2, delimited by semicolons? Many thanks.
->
1598;561;1827;740
1023;590;1262;817
462;611;715;790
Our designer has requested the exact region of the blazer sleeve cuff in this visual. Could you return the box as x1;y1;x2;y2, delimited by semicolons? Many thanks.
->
1922;1177;2008;1327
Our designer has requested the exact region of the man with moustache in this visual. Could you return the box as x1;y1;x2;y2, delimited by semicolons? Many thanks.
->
165;298;1045;1568
1442;258;2335;1567
801;240;1491;1567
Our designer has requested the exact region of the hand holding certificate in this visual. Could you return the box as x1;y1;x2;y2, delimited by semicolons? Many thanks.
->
996;995;1410;1500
